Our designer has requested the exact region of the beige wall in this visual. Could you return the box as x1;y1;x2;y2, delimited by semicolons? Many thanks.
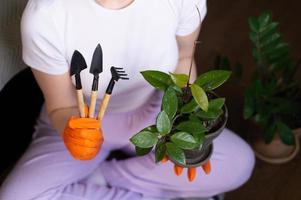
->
0;0;27;90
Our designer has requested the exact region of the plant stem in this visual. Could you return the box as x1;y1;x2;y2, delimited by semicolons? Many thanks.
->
186;4;202;87
187;41;201;87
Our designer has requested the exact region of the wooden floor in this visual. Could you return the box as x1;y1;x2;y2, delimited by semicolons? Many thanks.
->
227;154;301;200
195;0;301;200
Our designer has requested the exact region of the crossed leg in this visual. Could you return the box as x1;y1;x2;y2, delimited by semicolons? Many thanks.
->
0;95;255;200
100;128;255;199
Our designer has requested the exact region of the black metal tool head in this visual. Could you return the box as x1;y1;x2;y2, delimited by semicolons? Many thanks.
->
90;44;103;91
106;66;129;94
90;44;103;75
110;67;129;81
70;50;87;76
70;50;87;89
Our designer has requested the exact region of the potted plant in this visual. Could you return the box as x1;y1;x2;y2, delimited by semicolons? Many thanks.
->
243;11;301;163
129;69;231;175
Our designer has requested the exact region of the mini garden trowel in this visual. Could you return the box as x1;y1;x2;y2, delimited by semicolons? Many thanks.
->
89;44;103;118
70;50;88;118
97;66;129;122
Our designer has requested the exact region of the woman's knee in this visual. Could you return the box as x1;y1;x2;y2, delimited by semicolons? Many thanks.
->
179;130;255;196
0;179;63;200
0;170;45;200
228;140;255;189
213;130;255;192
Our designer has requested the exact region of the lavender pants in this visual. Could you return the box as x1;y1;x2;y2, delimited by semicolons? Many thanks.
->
0;92;255;200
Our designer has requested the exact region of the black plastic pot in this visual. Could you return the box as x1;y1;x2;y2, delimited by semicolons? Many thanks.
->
171;105;228;168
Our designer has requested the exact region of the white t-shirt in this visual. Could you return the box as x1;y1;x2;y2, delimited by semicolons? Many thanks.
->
21;0;207;113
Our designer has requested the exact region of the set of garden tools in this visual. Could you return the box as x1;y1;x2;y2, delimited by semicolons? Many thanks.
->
70;44;129;121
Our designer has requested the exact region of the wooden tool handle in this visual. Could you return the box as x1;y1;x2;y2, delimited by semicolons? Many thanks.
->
76;89;86;118
89;90;98;118
97;94;111;122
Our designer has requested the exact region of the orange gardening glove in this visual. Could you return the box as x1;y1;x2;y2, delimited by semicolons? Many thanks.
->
161;155;211;182
63;108;104;160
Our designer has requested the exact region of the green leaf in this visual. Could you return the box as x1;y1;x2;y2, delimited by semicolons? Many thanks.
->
169;73;189;88
268;97;301;115
250;32;258;45
244;105;254;119
177;96;184;109
209;98;225;110
191;84;209;112
258;11;272;28
180;99;199;113
277;122;295;145
171;132;198;149
156;111;171;135
260;36;281;52
268;46;289;61
135;146;153;156
162;86;178;119
264;123;276;144
261;33;281;48
249;17;260;32
193;132;205;145
130;131;158;148
252;49;262;62
243;86;255;119
189;114;201;122
254;80;265;97
261;22;279;38
194;70;231;91
176;121;207;133
273;57;293;70
171;84;183;94
166;142;185;165
155;141;166;163
263;42;288;56
142;125;158;133
196;109;223;120
254;113;268;124
141;70;171;91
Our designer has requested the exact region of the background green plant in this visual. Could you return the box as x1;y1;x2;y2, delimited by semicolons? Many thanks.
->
130;70;231;165
244;11;301;145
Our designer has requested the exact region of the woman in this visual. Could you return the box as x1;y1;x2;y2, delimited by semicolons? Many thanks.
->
0;0;255;199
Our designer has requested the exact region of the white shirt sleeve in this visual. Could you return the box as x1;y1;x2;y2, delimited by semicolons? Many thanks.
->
176;0;207;36
21;0;68;75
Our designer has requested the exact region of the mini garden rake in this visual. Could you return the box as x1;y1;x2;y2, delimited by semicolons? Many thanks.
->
97;66;129;121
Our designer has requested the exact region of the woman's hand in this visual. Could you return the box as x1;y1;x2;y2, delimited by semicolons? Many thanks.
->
31;69;104;160
63;115;104;160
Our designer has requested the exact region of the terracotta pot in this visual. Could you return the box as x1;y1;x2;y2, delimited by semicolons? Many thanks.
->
252;128;301;164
